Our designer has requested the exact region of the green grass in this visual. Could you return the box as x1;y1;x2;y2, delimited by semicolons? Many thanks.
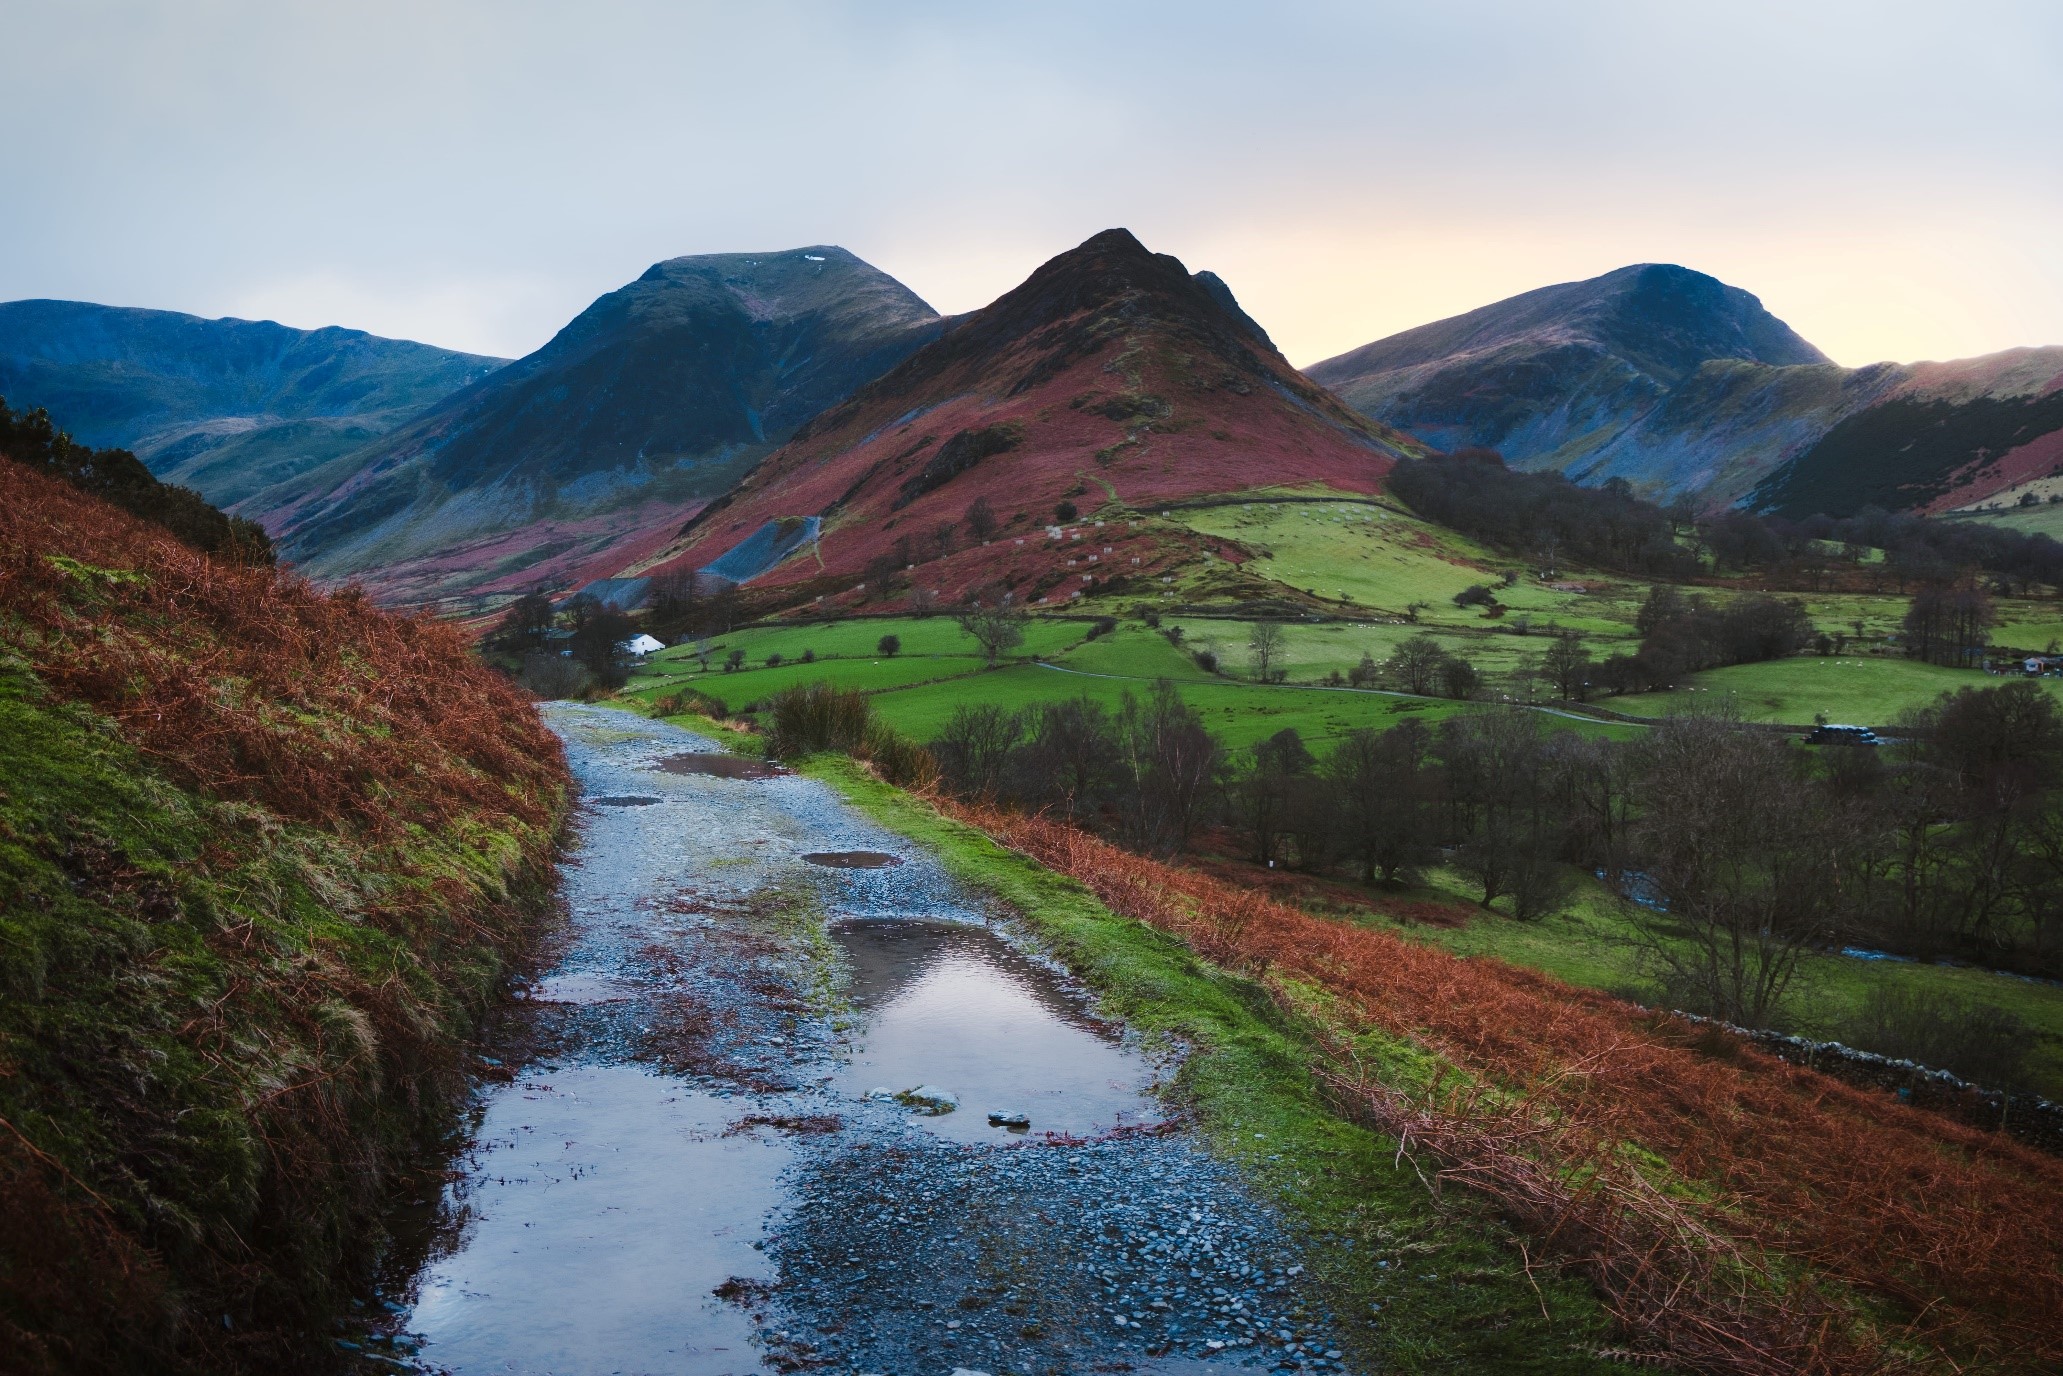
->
1943;503;2063;540
647;615;1088;666
629;653;988;708
777;748;1624;1374
0;655;561;1370
1173;497;1648;635
626;614;1636;753
1359;871;2063;1099
1610;654;2063;727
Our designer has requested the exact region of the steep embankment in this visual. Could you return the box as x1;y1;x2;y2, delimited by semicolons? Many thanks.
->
0;460;568;1374
0;299;503;510
633;228;1423;610
269;248;943;605
1311;265;2063;513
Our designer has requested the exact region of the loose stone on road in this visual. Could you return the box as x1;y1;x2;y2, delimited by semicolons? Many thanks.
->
364;704;1344;1375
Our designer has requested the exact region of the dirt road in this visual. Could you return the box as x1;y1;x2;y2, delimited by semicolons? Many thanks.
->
361;704;1345;1376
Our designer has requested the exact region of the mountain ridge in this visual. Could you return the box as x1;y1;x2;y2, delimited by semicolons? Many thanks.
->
0;298;503;506
630;228;1423;605
267;246;943;603
1310;265;2063;515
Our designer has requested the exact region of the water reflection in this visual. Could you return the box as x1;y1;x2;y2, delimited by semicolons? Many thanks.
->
831;919;1164;1144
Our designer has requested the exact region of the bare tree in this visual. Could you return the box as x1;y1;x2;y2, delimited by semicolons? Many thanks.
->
1115;681;1222;855
1247;621;1286;683
1542;631;1592;701
1329;720;1437;885
954;595;1027;666
1387;633;1449;696
1623;709;1843;1025
930;704;1024;797
964;495;999;540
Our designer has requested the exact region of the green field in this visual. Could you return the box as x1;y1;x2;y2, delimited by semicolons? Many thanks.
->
1359;871;2063;1099
619;491;2063;749
1943;502;2063;541
1173;496;1648;636
624;616;1634;751
1611;655;2063;728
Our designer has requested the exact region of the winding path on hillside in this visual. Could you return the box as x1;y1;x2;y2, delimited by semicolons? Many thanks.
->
361;705;1346;1376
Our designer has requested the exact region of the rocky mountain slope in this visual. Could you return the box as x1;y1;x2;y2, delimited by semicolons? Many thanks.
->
629;228;1423;606
1309;265;2063;515
0;299;503;508
267;248;943;604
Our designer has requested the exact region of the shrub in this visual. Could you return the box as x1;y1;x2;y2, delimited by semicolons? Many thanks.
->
516;650;594;700
766;681;871;757
1085;616;1118;640
860;720;939;789
1055;499;1078;522
649;687;728;719
1844;983;2034;1091
1193;649;1219;674
766;652;784;668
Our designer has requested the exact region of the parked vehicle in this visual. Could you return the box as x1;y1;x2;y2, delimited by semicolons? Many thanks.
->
1805;723;1879;746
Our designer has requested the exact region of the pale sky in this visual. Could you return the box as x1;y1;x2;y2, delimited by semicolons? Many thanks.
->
4;0;2058;369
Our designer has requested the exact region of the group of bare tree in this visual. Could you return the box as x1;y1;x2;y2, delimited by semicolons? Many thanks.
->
933;678;2063;1068
930;681;1222;855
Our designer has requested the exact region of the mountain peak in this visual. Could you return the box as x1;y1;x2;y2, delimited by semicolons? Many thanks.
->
268;248;943;600
634;230;1421;603
1304;263;1833;492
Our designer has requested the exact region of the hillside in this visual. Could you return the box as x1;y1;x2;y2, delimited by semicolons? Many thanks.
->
631;228;1424;608
267;248;944;605
0;459;567;1373
1752;347;2063;517
1310;266;2063;514
0;299;502;508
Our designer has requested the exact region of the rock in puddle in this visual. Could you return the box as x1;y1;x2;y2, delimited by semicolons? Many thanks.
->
894;1084;961;1114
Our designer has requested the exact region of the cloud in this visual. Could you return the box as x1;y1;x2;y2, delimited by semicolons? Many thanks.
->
3;0;2056;364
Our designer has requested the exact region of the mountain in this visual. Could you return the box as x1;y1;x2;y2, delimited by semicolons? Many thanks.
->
1309;265;2063;515
268;247;943;603
0;299;503;507
1750;347;2063;517
628;228;1422;604
1307;264;1831;499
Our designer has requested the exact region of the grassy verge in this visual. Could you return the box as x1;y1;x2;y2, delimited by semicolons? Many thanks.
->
646;702;1622;1373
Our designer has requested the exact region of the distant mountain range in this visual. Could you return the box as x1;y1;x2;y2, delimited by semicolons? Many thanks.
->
264;247;944;602
1309;264;2063;516
8;245;2059;609
0;299;503;508
629;228;1420;603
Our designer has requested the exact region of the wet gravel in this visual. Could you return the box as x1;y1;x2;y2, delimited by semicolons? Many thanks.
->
360;704;1345;1375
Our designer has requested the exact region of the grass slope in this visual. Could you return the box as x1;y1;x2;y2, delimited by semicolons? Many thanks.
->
0;461;568;1374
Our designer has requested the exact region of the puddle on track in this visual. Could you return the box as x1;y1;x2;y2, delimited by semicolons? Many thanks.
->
832;918;1163;1143
374;704;1338;1376
652;752;789;780
518;972;637;1005
407;1065;784;1375
802;850;902;869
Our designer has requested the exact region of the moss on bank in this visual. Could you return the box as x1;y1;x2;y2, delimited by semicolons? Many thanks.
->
0;461;569;1375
